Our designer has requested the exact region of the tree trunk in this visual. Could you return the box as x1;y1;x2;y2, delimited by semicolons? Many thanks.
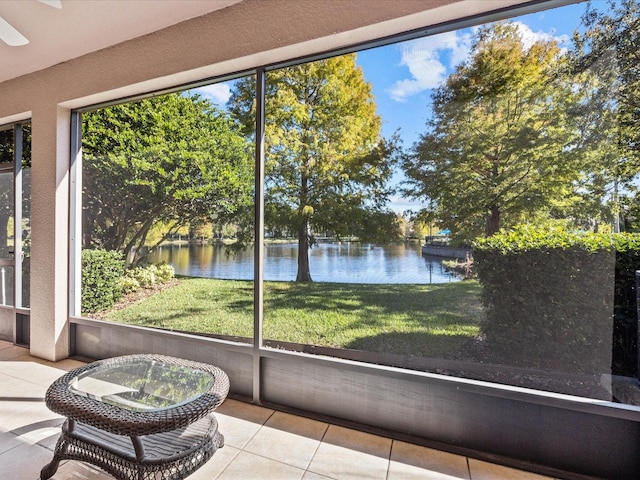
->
296;222;312;282
296;164;313;282
485;205;501;237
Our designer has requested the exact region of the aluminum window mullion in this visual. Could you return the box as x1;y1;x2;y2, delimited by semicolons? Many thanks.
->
68;112;82;318
253;68;266;404
13;124;22;310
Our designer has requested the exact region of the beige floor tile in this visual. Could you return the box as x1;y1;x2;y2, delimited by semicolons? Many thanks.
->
188;445;242;480
302;472;336;480
47;358;88;372
48;460;116;480
0;400;54;433
244;411;328;469
0;441;55;480
388;441;470;480
36;426;65;451
0;402;63;434
0;430;23;455
216;450;305;480
468;459;554;480
321;425;392;457
0;359;70;386
0;373;47;398
215;399;274;449
217;398;274;423
8;416;63;449
0;401;63;433
0;344;31;361
307;425;391;480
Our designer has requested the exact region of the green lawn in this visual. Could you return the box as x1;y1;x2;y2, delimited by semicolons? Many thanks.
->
102;278;484;358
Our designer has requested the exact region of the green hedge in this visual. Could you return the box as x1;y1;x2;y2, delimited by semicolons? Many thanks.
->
473;226;636;375
610;234;640;377
81;249;125;314
82;253;176;314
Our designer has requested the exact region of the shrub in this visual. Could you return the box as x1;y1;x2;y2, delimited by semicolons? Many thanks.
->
609;234;640;377
155;262;175;282
120;275;140;294
474;224;618;253
81;249;125;314
473;225;619;375
124;262;175;291
129;266;156;287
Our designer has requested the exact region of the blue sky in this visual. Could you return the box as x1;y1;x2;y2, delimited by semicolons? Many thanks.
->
356;3;586;146
356;1;590;212
195;0;600;213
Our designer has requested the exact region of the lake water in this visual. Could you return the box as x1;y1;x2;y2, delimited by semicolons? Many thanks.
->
148;242;460;284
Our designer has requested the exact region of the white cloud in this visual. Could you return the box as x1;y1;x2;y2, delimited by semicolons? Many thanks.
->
387;22;570;104
387;30;473;103
193;83;231;106
512;21;570;51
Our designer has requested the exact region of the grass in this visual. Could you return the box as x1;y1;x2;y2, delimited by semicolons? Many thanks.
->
101;278;484;358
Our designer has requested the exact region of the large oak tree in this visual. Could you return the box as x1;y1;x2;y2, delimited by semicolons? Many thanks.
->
82;93;254;265
403;23;581;242
228;54;398;282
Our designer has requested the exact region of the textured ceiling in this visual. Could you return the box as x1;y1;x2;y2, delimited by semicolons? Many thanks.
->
0;0;242;83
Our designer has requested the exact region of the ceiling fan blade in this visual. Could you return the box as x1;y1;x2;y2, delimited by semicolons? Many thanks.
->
0;16;28;46
38;0;62;8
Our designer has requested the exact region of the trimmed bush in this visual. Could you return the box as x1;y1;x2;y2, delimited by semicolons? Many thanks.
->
82;252;175;313
130;266;156;287
125;263;175;289
120;275;140;294
155;262;175;283
610;235;640;377
473;226;618;375
81;249;125;314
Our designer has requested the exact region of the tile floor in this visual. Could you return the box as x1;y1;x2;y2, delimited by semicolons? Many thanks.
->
0;340;559;480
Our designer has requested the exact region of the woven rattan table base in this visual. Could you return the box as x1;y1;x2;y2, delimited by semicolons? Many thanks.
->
40;414;223;480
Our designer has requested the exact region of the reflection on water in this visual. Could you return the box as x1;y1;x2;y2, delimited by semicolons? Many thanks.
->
148;242;460;284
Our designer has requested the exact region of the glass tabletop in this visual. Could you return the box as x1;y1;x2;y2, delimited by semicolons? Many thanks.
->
68;358;215;412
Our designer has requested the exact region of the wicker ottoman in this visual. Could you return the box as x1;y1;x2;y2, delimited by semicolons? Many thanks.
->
41;354;229;480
